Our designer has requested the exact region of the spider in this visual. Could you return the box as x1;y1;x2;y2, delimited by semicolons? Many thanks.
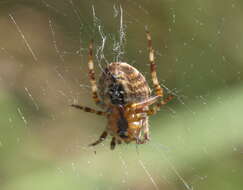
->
71;31;174;150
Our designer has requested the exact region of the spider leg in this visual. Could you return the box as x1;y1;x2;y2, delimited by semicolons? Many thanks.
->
136;119;150;144
146;94;174;116
132;95;174;116
127;94;173;116
117;139;122;145
71;104;107;116
89;131;108;147
88;41;103;106
128;95;161;110
110;137;116;150
143;119;150;142
146;31;164;97
145;31;174;114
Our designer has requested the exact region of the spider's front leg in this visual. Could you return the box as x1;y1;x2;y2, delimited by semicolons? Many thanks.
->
88;41;103;107
146;31;163;97
146;31;174;114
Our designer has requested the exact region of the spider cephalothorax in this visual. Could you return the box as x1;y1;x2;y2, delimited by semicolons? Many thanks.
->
71;31;174;150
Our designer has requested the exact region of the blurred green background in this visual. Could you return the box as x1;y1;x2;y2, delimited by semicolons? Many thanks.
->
0;0;243;189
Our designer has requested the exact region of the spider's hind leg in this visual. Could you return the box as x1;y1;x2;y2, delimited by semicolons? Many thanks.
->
117;139;122;145
110;137;116;150
89;131;108;147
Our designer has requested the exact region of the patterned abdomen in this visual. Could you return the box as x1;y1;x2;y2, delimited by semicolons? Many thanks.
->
98;62;151;106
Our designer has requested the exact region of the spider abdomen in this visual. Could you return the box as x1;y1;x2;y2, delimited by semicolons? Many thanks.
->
98;62;151;106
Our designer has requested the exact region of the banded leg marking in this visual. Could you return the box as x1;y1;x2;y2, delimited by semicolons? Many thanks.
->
88;41;102;106
146;31;164;97
71;104;106;116
89;131;108;147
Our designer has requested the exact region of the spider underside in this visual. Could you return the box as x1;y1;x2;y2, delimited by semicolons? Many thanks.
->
71;31;173;150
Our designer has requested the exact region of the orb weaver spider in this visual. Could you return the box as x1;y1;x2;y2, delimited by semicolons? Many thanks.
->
71;31;174;150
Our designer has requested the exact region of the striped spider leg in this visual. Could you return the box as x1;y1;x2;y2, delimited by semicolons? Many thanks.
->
145;30;174;115
71;41;109;148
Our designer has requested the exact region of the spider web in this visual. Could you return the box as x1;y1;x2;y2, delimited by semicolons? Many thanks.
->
0;1;243;190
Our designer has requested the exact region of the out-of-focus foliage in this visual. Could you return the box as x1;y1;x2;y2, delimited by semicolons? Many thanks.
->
0;0;243;190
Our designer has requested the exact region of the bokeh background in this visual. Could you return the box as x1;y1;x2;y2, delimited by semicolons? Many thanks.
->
0;0;243;189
